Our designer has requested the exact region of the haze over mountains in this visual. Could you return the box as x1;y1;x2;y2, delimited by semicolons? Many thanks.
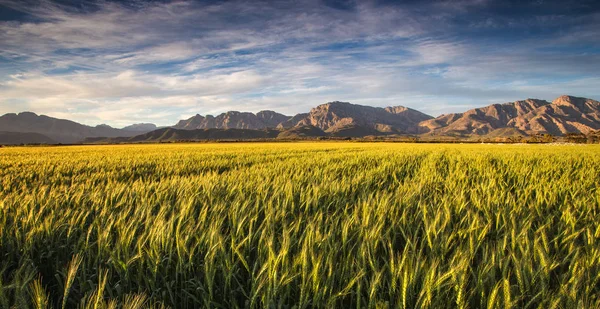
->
1;95;599;144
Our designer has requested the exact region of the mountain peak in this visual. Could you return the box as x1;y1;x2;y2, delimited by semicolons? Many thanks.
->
13;112;40;121
314;101;353;110
552;95;589;107
122;123;158;132
384;106;409;114
420;96;600;136
554;94;579;100
297;101;432;134
256;110;290;127
327;101;351;105
257;110;287;116
18;111;38;117
3;95;600;144
173;110;291;130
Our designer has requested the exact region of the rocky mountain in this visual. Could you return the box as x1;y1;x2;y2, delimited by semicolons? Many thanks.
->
419;96;600;136
0;112;156;143
256;111;291;128
283;101;433;134
508;95;600;135
327;124;382;137
172;102;433;135
277;113;310;129
173;111;291;130
418;99;549;136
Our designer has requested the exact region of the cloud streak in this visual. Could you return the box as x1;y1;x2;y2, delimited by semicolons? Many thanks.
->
0;0;598;126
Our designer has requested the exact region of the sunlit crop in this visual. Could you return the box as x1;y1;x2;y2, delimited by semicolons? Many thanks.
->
1;143;599;308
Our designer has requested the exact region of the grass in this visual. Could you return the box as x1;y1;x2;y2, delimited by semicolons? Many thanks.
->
0;142;599;308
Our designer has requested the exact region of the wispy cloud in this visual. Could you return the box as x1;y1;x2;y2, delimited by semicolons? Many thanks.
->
0;0;598;126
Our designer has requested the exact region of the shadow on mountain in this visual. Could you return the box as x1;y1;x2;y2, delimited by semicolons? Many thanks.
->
277;125;327;139
0;131;57;145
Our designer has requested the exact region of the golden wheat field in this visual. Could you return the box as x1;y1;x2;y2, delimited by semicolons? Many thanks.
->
1;142;599;308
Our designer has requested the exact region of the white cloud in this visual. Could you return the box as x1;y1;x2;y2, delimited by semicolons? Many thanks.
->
0;0;598;125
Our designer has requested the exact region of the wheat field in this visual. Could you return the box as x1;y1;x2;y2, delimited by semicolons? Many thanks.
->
1;143;599;308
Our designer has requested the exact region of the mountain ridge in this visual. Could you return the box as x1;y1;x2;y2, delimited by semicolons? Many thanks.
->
419;95;600;136
0;112;157;143
290;101;434;134
0;131;57;145
173;110;291;130
2;95;599;144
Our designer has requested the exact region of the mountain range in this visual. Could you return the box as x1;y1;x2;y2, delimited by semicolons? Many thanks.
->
173;110;290;130
418;96;600;136
0;112;151;144
1;95;599;144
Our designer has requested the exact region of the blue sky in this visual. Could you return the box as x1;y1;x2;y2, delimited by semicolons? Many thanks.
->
0;0;599;127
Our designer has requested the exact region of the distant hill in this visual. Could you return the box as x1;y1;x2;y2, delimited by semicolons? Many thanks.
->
327;124;382;137
0;112;157;143
0;131;56;145
172;102;433;135
122;123;158;132
482;127;528;139
277;125;327;139
86;127;281;143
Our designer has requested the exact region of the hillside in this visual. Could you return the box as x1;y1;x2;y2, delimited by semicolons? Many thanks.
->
276;125;327;139
86;127;281;143
0;131;57;145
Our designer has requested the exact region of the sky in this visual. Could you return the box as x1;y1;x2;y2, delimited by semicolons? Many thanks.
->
0;0;599;127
